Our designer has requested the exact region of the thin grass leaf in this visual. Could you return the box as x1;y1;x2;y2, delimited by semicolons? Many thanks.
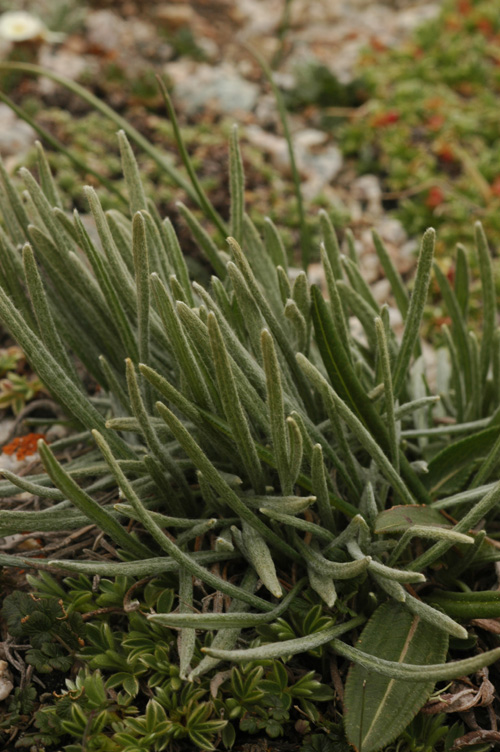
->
286;416;303;488
294;534;371;578
468;331;481;420
132;213;152;409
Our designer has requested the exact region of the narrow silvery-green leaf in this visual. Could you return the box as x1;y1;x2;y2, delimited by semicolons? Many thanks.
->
375;317;399;472
208;312;264;492
0;469;64;501
307;565;337;608
227;261;265;358
292;272;310;324
404;593;468;639
392;228;435;399
284;298;307;352
187;569;258;681
176;201;226;278
441;323;464;422
21;168;73;256
229;124;244;244
264;217;288;270
92;428;277;610
395;396;440;421
202;616;365;662
493;329;500;408
73;208;139;362
38;440;149;558
344;229;358;264
261;508;336;543
294;534;371;578
468;331;481;420
155;401;300;561
0;284;133;459
241;520;282;598
277;265;291;305
0;158;30;241
132;213;152;410
476;221;496;385
141;209;168;282
242;214;284;313
408;478;500;571
311;444;335;533
46;551;239;578
347;540;424;584
150;578;305;630
297;353;416;505
84;186;135;299
319;209;343;280
118;129;148;213
105;209;134;273
228;237;315;416
454;243;469;319
320;244;351;360
322;389;362;494
161;217;194;305
126;358;192;511
178;568;195;679
99;355;131;412
337;280;377;350
261;328;291;495
151;273;212;410
341;255;379;313
22;244;80;387
389;525;473;566
433;261;471;406
0;227;37;331
286;416;303;488
35;141;62;209
372;230;409;317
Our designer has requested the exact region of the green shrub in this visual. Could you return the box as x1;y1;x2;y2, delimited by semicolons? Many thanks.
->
0;66;499;752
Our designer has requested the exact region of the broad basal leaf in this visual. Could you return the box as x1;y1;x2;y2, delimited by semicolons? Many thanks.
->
344;602;448;752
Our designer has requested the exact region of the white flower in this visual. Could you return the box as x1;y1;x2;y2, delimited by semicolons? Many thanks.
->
0;11;46;42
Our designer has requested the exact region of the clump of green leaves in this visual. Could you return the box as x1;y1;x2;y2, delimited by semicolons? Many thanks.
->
0;65;499;752
339;0;500;250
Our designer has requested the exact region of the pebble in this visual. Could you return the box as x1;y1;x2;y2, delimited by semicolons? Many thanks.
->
0;661;13;702
168;62;259;114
